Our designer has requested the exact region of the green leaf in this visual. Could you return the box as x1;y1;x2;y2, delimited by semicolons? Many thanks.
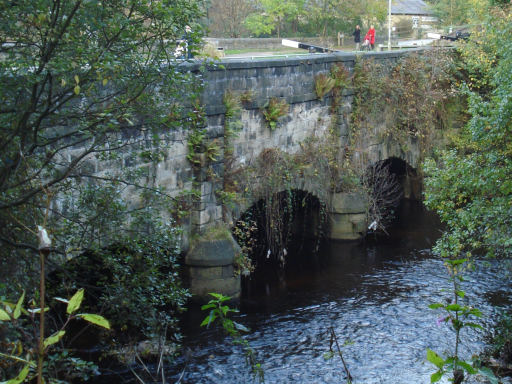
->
67;289;84;315
464;322;483;329
430;370;443;383
13;292;25;320
74;85;80;95
5;364;30;384
446;303;462;311
201;303;216;311
455;290;465;299
44;330;66;348
0;308;10;321
427;349;445;370
77;313;110;329
457;360;477;374
208;292;230;302
429;303;444;309
200;311;216;327
445;258;467;266
27;307;49;315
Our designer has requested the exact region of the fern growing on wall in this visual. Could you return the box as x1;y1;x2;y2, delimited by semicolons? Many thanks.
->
262;98;289;130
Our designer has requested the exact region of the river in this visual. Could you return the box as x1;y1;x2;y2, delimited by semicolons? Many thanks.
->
167;201;511;384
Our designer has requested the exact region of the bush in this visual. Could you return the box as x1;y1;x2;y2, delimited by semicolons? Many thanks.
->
48;224;189;344
489;312;512;364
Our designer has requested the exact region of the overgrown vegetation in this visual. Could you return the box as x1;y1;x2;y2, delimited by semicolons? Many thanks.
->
424;5;512;382
424;6;512;266
229;51;459;257
362;161;403;233
351;50;461;159
219;90;244;222
427;258;498;383
232;219;258;276
262;98;289;130
232;145;333;263
315;73;336;100
187;101;220;167
0;0;205;381
48;224;189;343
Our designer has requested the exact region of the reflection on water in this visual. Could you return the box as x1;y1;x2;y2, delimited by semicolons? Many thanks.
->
170;201;510;384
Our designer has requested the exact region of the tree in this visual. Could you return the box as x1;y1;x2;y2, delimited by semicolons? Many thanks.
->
244;0;305;37
427;0;490;27
299;0;386;39
424;5;512;259
0;1;204;289
207;0;255;37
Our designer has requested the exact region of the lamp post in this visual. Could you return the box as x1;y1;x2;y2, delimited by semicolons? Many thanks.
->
388;0;392;50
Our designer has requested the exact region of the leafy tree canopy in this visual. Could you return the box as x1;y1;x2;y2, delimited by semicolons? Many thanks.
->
0;0;204;290
424;5;512;259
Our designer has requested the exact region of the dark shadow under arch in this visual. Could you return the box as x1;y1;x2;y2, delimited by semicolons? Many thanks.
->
364;157;422;233
233;189;328;298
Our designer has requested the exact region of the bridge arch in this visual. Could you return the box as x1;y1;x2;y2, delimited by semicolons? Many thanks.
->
233;188;327;268
364;156;422;232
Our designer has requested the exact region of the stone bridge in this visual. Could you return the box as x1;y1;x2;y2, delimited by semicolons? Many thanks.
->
176;49;424;236
165;49;428;299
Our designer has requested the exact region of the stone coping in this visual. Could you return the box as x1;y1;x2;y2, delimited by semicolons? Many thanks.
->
177;47;427;72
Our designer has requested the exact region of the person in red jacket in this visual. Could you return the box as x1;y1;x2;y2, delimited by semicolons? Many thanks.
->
366;25;376;50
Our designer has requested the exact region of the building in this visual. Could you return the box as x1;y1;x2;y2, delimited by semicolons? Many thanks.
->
391;0;437;38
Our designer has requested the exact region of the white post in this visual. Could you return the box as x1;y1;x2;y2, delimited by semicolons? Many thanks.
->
388;0;392;50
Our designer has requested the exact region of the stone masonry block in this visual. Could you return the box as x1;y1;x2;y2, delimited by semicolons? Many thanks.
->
330;192;367;214
329;213;367;241
185;236;241;267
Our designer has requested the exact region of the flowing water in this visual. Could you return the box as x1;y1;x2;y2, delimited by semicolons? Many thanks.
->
167;201;511;384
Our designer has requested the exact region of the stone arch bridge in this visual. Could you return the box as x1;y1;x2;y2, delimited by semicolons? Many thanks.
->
171;48;429;299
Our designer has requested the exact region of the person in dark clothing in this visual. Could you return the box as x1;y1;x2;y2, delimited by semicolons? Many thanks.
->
353;25;361;50
183;25;193;59
175;25;194;59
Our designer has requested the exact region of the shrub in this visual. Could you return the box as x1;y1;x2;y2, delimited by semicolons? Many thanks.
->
48;224;189;344
315;73;335;99
262;98;289;130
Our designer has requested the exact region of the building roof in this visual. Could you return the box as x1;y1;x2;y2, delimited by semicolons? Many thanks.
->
391;0;432;16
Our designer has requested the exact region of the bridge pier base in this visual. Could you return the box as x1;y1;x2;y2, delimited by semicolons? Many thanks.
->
327;191;368;241
184;233;241;302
